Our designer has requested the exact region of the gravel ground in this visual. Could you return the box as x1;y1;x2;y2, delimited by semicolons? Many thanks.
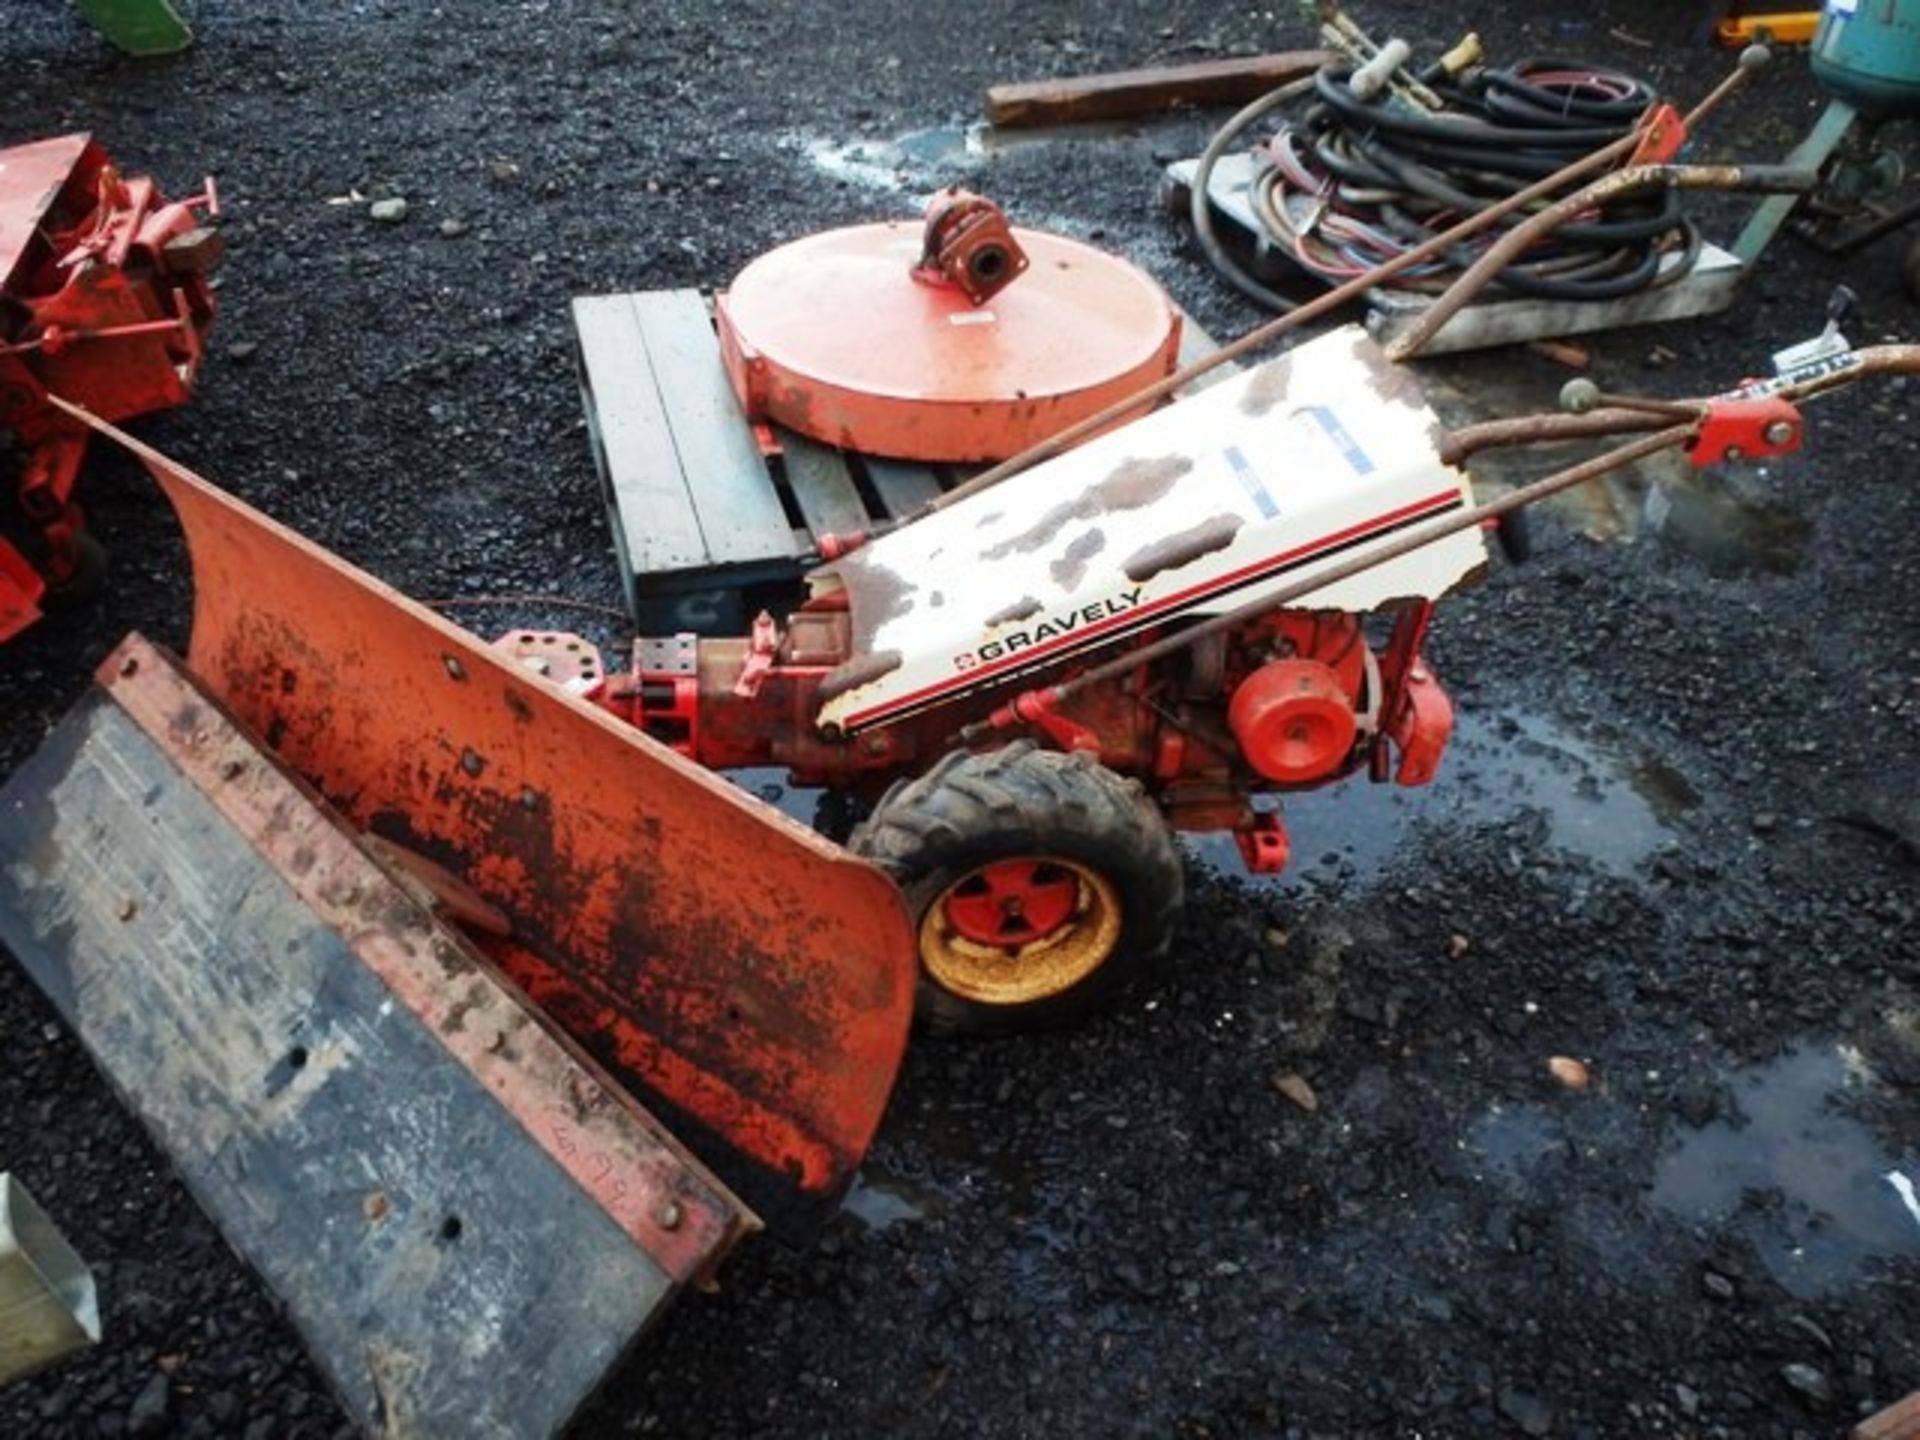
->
4;2;1919;1437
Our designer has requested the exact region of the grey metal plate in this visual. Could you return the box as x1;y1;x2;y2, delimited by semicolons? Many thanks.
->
0;690;674;1439
781;434;870;537
572;291;799;582
627;290;798;565
860;454;943;516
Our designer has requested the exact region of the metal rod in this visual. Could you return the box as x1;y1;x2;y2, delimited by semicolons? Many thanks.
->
907;48;1766;522
1827;193;1920;255
1437;408;1673;466
925;135;1636;514
1442;342;1920;463
1767;342;1920;401
1384;162;1816;360
1683;45;1770;131
955;425;1693;747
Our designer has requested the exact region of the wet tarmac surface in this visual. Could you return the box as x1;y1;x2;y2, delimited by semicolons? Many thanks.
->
1653;1044;1920;1299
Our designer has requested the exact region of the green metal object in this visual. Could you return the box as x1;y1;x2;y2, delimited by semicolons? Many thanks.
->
1732;95;1860;263
0;1173;100;1385
1812;0;1920;114
73;0;193;57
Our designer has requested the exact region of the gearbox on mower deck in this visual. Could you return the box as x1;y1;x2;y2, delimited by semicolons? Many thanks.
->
0;132;219;641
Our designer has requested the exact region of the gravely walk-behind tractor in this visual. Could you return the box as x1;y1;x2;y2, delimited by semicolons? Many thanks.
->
527;310;1911;1036
0;133;219;641
540;322;1481;1031
536;44;1849;1035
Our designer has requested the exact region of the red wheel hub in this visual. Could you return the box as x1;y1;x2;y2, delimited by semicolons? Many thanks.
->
942;860;1080;947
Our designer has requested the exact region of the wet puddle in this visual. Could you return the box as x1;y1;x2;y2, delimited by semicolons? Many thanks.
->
1426;364;1816;571
793;122;1141;192
731;707;1691;892
841;1169;939;1232
1651;1045;1920;1298
1465;1104;1568;1185
1189;705;1693;889
1642;465;1813;576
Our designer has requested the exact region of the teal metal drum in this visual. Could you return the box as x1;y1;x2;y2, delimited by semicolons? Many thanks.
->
1812;0;1920;115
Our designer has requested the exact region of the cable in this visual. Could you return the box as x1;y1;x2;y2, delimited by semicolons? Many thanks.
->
1188;76;1319;312
1194;54;1700;309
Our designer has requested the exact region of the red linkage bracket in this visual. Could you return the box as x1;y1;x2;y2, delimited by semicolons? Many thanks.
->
1629;103;1687;166
1686;394;1802;468
973;686;1101;752
1233;812;1291;875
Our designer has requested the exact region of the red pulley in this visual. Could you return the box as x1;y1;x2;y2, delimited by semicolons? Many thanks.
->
1229;660;1357;784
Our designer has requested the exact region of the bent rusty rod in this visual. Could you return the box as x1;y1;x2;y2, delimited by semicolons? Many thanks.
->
1385;162;1816;360
954;340;1920;744
1441;341;1920;463
1438;408;1673;464
924;136;1639;513
955;425;1694;746
915;51;1766;520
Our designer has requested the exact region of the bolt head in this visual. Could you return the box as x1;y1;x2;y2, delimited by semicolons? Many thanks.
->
1764;419;1794;446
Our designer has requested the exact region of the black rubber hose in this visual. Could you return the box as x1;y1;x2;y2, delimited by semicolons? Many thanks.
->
1309;66;1627;150
1187;75;1319;313
1191;51;1697;310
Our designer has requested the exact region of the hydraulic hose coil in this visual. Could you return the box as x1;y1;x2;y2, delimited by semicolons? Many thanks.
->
1195;57;1698;309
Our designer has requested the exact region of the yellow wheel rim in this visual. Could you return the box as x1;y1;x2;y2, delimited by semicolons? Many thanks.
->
918;856;1122;1007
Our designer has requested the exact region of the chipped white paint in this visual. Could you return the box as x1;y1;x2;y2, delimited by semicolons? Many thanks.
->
813;325;1486;731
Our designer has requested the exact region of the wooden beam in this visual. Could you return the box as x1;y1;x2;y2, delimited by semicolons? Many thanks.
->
1857;1393;1920;1440
985;50;1334;130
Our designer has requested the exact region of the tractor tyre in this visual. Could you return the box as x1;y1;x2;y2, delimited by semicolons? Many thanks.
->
849;740;1184;1035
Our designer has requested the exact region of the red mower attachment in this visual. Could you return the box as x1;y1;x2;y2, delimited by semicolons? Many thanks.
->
0;133;219;640
713;192;1181;464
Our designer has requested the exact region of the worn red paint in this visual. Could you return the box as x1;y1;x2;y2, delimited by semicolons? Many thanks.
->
59;404;918;1241
1;134;219;636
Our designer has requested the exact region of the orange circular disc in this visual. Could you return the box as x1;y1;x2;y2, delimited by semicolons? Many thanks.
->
716;221;1181;463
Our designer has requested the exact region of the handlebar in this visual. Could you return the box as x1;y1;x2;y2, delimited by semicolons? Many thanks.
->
1439;343;1920;466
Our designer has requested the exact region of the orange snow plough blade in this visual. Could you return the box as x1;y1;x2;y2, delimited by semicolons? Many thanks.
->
56;399;917;1237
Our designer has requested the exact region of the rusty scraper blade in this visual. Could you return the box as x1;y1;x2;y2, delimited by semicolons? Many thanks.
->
0;635;753;1432
48;396;918;1239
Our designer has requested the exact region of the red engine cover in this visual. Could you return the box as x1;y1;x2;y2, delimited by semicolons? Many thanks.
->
1228;658;1358;784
